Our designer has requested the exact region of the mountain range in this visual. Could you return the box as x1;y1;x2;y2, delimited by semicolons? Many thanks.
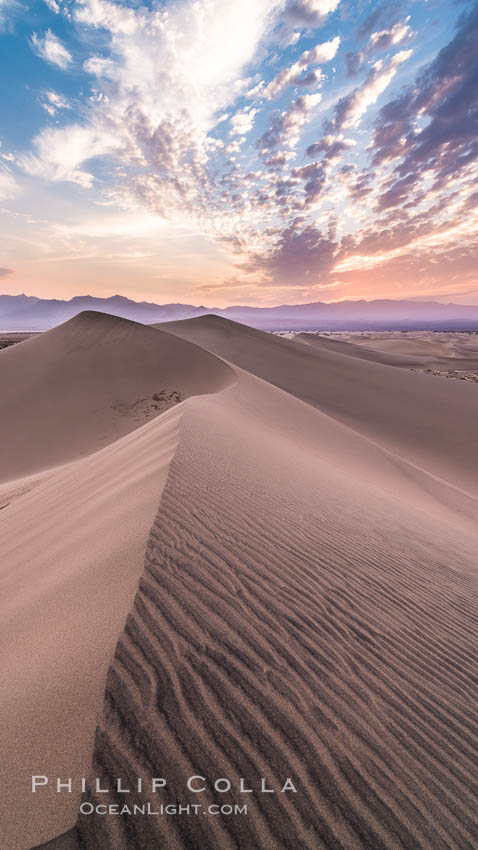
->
2;293;478;331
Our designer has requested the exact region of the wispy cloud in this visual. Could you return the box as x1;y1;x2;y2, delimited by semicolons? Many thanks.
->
0;169;17;200
20;125;120;187
0;0;20;31
44;0;60;13
40;90;71;116
31;30;72;69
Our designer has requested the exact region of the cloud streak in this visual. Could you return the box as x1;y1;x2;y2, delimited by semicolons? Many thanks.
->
0;0;20;30
31;30;73;69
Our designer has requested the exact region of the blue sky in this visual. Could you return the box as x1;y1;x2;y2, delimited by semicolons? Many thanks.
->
0;0;477;306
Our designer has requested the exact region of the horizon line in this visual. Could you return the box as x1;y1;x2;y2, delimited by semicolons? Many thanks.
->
3;291;478;311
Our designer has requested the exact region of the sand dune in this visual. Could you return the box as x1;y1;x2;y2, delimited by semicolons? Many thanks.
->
2;313;478;849
159;315;478;498
77;365;478;850
0;313;234;849
296;331;478;372
0;310;232;482
0;406;183;849
294;333;419;367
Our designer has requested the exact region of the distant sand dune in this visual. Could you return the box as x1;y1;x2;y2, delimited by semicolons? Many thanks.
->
159;315;478;498
0;311;232;482
296;331;478;372
1;313;477;849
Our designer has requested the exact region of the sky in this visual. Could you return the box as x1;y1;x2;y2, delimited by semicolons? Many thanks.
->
0;0;477;307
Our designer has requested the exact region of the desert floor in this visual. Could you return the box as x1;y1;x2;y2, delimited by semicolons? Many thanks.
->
1;315;477;850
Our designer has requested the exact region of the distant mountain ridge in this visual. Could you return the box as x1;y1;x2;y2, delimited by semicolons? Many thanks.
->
2;293;478;331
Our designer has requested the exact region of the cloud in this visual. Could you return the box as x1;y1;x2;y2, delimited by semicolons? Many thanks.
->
357;0;406;39
83;55;115;76
244;220;337;284
369;19;412;52
264;35;339;98
0;0;20;30
257;93;322;152
229;108;258;136
0;170;17;200
370;2;478;208
346;18;412;75
300;35;341;65
17;0;477;303
19;0;342;292
335;214;478;278
20;125;121;187
0;267;14;278
44;0;60;12
283;0;341;29
24;0;283;206
332;49;412;129
31;30;73;69
75;0;140;36
40;90;71;116
306;133;354;163
292;161;326;204
264;63;322;99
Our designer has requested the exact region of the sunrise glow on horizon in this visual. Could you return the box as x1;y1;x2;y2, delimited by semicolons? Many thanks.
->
0;0;477;308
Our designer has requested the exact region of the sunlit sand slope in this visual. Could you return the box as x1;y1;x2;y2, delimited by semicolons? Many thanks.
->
77;366;478;850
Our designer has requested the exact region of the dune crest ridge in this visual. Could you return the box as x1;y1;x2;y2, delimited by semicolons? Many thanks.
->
0;313;235;850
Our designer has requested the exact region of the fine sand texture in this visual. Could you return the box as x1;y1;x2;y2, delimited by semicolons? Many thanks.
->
1;313;478;849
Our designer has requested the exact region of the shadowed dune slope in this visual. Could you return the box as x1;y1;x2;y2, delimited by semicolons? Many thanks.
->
77;370;478;850
34;831;78;850
158;315;478;497
0;404;183;850
0;310;233;482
